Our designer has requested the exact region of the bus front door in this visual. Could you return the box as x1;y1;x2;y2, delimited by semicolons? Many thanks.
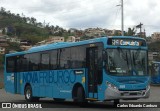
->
86;47;98;99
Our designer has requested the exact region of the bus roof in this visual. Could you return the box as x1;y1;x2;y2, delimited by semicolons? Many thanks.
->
5;36;146;57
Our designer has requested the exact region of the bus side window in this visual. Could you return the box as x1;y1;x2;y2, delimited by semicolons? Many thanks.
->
70;46;86;68
23;55;29;71
16;56;22;72
59;48;71;69
41;53;50;70
6;57;15;73
50;50;58;70
29;53;40;71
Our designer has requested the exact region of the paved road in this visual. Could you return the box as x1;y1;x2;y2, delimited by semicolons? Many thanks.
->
0;85;160;111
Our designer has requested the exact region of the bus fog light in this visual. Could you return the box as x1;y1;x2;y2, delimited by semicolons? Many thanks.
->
142;92;145;95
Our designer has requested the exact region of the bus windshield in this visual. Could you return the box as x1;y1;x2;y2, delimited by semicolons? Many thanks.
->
105;49;147;76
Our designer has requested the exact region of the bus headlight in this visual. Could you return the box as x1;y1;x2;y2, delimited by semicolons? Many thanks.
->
106;81;118;91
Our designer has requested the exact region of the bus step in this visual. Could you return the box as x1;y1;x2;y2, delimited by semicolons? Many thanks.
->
86;98;98;101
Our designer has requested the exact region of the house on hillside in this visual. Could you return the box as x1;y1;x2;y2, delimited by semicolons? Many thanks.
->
66;36;76;42
0;36;9;47
69;28;78;33
84;28;106;37
152;32;160;42
148;51;159;61
46;36;64;44
35;36;65;46
0;47;5;54
20;40;32;50
9;37;21;43
66;36;80;42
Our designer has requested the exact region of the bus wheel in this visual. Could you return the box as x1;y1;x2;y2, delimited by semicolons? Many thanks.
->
74;87;85;102
54;98;65;102
113;99;120;106
24;85;39;102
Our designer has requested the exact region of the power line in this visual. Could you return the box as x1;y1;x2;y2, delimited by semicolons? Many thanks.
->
111;7;121;29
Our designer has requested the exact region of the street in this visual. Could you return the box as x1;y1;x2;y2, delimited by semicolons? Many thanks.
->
0;85;160;111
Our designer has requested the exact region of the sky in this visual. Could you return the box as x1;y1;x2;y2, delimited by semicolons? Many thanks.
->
1;0;160;36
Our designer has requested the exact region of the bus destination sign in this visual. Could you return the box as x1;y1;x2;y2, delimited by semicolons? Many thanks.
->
110;39;145;46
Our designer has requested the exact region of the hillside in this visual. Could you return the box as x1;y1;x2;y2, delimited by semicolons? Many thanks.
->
0;7;160;55
0;7;52;44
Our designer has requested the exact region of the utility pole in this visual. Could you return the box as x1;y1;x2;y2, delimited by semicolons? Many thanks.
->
139;22;143;37
121;0;124;36
136;22;143;37
117;0;124;36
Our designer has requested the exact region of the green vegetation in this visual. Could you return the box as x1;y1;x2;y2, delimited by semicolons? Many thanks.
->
0;7;70;69
6;42;22;53
148;41;160;52
125;28;136;36
0;7;70;45
0;7;50;44
0;7;159;63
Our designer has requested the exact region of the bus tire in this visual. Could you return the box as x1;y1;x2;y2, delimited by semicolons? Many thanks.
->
24;85;39;102
113;99;120;106
74;87;85;102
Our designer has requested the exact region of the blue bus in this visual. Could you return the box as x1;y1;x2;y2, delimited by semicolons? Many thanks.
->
4;36;150;104
150;61;160;84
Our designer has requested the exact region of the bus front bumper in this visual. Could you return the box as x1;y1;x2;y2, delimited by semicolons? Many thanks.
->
104;85;150;100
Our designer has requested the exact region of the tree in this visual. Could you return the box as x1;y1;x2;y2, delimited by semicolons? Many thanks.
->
0;7;66;46
0;7;6;16
26;17;31;23
2;28;5;34
126;27;136;36
113;30;121;36
6;42;21;53
30;17;37;25
148;41;160;52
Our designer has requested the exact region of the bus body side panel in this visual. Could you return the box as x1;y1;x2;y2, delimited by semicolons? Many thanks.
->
50;69;86;99
21;72;42;97
96;69;106;101
14;72;21;94
21;69;86;99
4;57;16;94
4;72;15;94
32;80;41;97
21;71;57;98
